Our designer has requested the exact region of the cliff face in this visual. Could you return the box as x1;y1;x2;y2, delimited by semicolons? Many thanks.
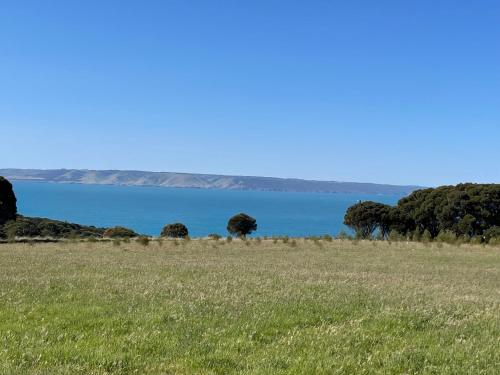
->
0;169;422;195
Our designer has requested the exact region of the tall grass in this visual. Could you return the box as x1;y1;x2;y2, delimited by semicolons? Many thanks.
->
0;239;499;374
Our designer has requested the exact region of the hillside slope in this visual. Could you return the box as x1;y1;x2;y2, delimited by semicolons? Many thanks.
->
0;168;422;195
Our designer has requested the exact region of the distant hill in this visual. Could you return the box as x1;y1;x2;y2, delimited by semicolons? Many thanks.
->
0;168;423;195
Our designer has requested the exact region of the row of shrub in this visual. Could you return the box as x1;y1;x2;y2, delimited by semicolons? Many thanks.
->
1;175;261;240
3;175;499;245
1;215;259;241
343;183;500;244
83;213;258;240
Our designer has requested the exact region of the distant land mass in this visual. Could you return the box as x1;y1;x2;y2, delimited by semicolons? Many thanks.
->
0;169;423;195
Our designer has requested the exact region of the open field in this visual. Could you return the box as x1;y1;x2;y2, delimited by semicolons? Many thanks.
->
1;239;499;374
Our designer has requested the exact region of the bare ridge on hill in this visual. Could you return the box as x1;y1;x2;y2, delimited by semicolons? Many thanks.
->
0;169;422;195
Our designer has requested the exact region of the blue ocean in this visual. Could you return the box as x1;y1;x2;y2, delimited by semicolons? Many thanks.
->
12;181;401;237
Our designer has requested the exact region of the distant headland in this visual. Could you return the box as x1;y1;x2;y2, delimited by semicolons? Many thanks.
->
0;168;422;195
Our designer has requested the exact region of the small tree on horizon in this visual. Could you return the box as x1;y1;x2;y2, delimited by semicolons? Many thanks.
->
227;213;257;238
161;223;189;238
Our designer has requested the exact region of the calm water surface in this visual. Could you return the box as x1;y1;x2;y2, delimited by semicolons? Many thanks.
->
13;181;401;237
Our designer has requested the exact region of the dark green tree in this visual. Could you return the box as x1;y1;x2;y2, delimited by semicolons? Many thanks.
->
456;214;476;237
0;176;17;225
227;213;257;237
161;223;189;238
396;183;500;239
343;201;391;239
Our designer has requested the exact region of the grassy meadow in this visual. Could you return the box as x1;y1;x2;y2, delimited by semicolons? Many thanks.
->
0;238;499;374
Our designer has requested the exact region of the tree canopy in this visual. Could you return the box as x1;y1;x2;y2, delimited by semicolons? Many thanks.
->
161;223;189;238
343;201;392;239
0;176;17;225
227;213;257;237
343;183;500;241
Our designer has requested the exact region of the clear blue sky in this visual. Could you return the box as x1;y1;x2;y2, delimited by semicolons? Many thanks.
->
1;1;499;186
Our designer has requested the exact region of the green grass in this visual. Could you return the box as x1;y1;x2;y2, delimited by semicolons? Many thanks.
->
1;239;499;374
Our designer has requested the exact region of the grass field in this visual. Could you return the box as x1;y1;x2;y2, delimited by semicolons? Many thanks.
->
1;239;499;374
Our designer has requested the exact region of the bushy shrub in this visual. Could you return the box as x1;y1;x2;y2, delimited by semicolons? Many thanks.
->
388;230;402;242
161;223;189;238
469;236;483;245
412;230;422;242
103;226;137;238
2;216;105;239
488;237;500;246
455;235;470;245
136;236;150;246
421;229;432;243
483;227;500;243
227;213;257;237
436;230;457;244
208;233;221;240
